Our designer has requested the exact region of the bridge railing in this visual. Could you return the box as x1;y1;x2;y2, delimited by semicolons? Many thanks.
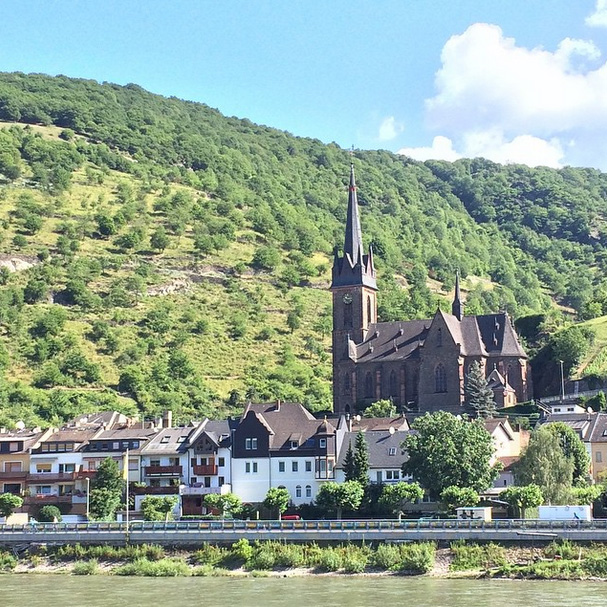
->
1;518;607;534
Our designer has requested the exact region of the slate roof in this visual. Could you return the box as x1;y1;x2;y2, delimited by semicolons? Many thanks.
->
241;402;337;451
336;430;411;469
589;413;607;443
0;428;49;452
352;310;526;362
140;426;199;455
541;413;596;441
351;416;409;432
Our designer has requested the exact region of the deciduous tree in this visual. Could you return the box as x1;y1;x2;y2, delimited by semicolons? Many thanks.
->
315;481;364;519
263;487;290;520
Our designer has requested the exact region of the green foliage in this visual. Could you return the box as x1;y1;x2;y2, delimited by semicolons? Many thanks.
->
515;427;574;504
89;457;124;520
379;481;424;515
450;541;507;571
352;430;369;486
315;481;364;519
202;492;242;517
402;412;498;498
464;361;496;418
543;422;591;485
140;496;179;522
0;492;23;518
114;557;191;577
263;487;290;519
37;504;62;522
72;559;99;575
363;399;397;418
501;484;543;518
440;486;479;512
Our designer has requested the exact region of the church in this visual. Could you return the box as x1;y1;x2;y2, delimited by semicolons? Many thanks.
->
331;166;531;416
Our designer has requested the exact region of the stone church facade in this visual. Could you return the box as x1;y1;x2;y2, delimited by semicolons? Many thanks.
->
331;166;531;416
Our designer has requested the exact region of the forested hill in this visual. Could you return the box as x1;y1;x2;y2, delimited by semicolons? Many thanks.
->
0;71;605;426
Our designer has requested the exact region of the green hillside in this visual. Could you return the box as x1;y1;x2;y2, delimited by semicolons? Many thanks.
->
0;72;606;425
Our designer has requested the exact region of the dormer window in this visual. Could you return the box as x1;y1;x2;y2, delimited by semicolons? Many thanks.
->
319;438;327;449
388;447;396;456
160;436;170;444
290;441;298;449
245;438;258;450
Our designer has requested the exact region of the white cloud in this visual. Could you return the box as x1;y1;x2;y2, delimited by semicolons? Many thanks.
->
377;116;404;141
411;22;607;168
587;0;607;27
398;136;460;162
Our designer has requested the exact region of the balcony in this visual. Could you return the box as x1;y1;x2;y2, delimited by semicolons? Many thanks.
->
27;472;77;483
180;485;220;496
193;464;218;476
131;485;180;495
24;494;73;505
144;465;182;477
76;470;97;480
0;471;27;480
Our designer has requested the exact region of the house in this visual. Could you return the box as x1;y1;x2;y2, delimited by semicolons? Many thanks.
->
331;165;531;416
483;418;529;490
231;402;348;505
588;413;607;482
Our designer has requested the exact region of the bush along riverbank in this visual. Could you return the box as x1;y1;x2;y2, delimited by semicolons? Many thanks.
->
1;540;607;579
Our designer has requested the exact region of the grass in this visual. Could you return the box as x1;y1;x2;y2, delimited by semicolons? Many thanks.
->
578;315;607;379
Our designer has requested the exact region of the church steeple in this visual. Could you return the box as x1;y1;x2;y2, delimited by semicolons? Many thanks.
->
344;164;363;266
452;270;464;321
331;164;377;290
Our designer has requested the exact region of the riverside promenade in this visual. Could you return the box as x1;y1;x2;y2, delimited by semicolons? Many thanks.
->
2;519;607;545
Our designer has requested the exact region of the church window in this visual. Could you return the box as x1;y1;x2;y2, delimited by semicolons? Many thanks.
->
367;295;372;324
435;364;447;393
507;364;513;382
364;372;373;398
344;373;351;394
344;302;353;328
389;370;398;398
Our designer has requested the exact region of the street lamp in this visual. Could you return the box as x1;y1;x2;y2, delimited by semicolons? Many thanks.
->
559;360;565;402
85;476;90;521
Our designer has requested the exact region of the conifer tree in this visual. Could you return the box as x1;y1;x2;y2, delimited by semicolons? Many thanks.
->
465;361;496;418
343;440;356;482
353;430;369;486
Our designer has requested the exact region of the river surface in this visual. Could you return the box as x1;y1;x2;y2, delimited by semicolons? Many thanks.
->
2;575;606;607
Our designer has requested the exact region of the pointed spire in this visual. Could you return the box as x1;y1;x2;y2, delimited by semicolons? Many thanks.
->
344;163;363;266
452;269;464;321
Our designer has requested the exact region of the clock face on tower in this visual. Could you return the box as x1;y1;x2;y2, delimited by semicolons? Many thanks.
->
342;293;353;305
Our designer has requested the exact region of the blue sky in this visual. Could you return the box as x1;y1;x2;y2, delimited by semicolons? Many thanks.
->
2;1;607;168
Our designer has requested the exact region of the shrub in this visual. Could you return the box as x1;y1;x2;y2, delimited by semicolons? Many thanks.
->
450;541;507;571
230;538;253;565
312;547;343;572
372;543;402;570
544;540;582;561
72;559;99;575
194;544;229;567
37;504;62;522
399;542;435;574
113;558;190;577
0;551;17;571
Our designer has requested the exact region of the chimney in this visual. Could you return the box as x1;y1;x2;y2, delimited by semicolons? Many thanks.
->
276;400;281;412
162;410;173;429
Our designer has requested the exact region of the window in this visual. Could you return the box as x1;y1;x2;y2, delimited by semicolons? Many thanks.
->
245;438;258;450
150;459;160;467
191;458;197;467
290;441;298;449
160;436;170;444
59;463;75;473
219;476;225;486
292;461;298;472
8;442;19;452
388;447;397;456
36;463;52;473
3;483;21;494
113;442;120;450
597;452;603;463
305;485;312;498
5;462;21;472
279;461;285;472
376;471;382;483
296;485;302;498
252;462;258;473
177;436;187;443
435;364;447;393
36;486;52;495
305;461;312;472
245;462;251;473
389;370;398;398
367;295;372;325
385;470;400;481
132;441;140;449
437;328;442;347
364;372;373;398
122;442;130;449
204;477;211;488
319;438;326;449
218;457;225;467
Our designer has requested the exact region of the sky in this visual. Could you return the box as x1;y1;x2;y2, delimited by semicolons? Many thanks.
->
2;1;607;170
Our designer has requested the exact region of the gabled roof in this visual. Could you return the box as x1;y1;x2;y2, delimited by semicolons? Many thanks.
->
239;402;336;451
589;413;607;443
140;426;198;455
354;320;428;362
336;429;411;469
352;416;409;432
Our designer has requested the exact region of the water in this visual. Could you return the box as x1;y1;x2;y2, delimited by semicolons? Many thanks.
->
1;575;606;607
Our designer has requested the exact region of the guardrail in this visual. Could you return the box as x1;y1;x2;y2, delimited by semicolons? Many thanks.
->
2;518;607;534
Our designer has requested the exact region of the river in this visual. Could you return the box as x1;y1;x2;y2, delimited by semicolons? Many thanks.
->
1;575;605;607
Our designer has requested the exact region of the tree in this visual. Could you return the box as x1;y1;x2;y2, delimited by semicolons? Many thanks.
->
570;485;603;506
515;427;574;505
89;457;125;520
315;481;364;519
363;399;397;418
379;482;424;517
263;487;290;520
501;485;543;519
544;422;591;486
0;493;23;518
352;430;369;486
203;493;242;518
140;496;179;522
402;412;498;498
440;486;479;512
37;504;62;522
150;226;169;252
343;441;356;482
465;361;496;418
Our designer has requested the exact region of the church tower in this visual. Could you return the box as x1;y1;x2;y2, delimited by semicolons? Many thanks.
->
331;165;377;414
452;270;464;321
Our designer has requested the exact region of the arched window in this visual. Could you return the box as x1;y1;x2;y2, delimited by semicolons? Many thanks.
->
435;364;447;393
364;372;373;398
305;485;312;498
344;373;351;394
389;370;398;398
367;295;372;324
295;485;302;498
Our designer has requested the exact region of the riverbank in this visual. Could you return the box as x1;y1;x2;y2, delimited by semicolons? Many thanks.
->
1;540;606;580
